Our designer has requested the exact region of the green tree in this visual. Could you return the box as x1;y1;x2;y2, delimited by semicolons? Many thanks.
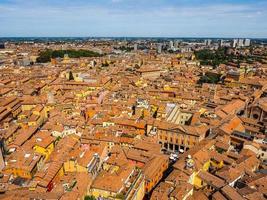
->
36;49;101;63
115;193;125;199
84;195;96;200
198;73;221;84
195;47;259;68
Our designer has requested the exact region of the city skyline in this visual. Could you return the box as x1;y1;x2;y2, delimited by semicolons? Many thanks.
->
0;2;267;199
0;0;267;38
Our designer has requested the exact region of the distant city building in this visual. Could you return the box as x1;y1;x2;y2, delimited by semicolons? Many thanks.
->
244;39;251;47
238;39;244;47
180;47;192;53
61;44;67;50
219;39;224;47
169;41;174;49
18;58;31;66
232;39;238;48
174;40;179;48
157;43;162;54
0;43;4;49
134;43;138;51
204;39;212;46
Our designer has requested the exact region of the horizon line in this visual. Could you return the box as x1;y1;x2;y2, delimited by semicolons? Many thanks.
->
0;36;267;40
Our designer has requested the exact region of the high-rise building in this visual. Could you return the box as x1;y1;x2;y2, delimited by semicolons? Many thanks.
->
134;43;138;51
174;40;179;48
232;39;238;48
0;43;5;49
219;40;224;47
169;41;174;49
157;43;162;54
205;39;212;46
244;39;251;47
238;39;244;47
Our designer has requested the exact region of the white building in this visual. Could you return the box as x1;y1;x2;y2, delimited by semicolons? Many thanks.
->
232;39;238;48
238;39;244;47
244;39;251;47
169;41;174;49
205;39;212;46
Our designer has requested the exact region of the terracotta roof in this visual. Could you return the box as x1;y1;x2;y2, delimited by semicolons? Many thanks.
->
221;185;245;200
197;170;225;189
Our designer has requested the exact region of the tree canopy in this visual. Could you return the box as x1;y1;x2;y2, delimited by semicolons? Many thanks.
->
195;47;266;67
114;46;133;52
36;49;101;63
84;195;96;200
198;72;221;84
194;48;229;67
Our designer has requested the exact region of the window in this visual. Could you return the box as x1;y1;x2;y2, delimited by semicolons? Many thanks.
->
253;113;259;119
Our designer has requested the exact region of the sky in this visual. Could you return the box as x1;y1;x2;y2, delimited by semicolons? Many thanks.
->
0;0;266;38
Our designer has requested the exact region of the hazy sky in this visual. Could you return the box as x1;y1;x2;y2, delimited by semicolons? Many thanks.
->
0;0;266;37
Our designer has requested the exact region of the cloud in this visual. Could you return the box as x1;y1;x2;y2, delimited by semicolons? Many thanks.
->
0;0;266;37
